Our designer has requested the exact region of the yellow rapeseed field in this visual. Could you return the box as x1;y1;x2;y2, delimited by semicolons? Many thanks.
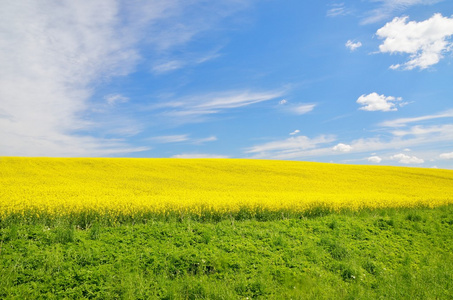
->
1;157;453;219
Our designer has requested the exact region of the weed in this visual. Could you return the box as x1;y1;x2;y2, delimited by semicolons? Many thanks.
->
53;224;74;244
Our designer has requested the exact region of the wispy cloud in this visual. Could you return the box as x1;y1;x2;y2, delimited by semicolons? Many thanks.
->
245;121;453;160
150;134;217;144
150;135;190;143
152;60;185;74
193;136;218;144
245;135;336;159
327;3;352;17
277;100;316;115
391;124;453;136
293;104;316;115
156;90;285;123
376;13;453;70
380;110;453;127
0;1;252;156
151;51;222;74
172;153;229;158
105;94;130;106
362;0;443;24
0;1;143;156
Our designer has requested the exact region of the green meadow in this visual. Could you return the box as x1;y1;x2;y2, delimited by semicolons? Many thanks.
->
1;206;453;299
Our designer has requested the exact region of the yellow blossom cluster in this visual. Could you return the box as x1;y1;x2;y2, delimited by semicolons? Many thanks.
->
1;157;453;219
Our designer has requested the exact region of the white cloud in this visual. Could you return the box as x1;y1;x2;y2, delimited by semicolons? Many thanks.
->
105;94;129;105
245;135;336;158
0;1;251;156
332;143;352;152
327;3;351;17
151;134;217;144
357;93;403;112
172;153;228;158
289;130;300;135
246;135;335;153
376;13;453;70
293;104;316;115
368;156;382;163
391;153;424;164
196;91;283;110
380;110;453;127
345;40;362;51
151;51;221;74
246;123;453;160
391;124;453;136
362;0;443;24
0;1;145;156
440;152;453;159
193;136;218;144
158;90;285;122
152;60;184;74
151;135;190;143
389;64;401;70
279;99;288;105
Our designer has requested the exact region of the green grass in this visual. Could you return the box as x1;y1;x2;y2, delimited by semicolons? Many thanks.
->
1;206;453;299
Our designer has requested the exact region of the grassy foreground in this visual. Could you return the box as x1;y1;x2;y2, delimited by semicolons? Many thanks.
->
1;206;453;299
1;158;453;298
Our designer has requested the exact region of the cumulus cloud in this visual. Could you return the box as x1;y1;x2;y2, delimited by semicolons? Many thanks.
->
332;143;352;152
391;153;424;164
357;93;403;112
368;156;382;163
440;152;453;159
289;130;300;135
279;99;288;105
376;13;453;70
345;40;362;51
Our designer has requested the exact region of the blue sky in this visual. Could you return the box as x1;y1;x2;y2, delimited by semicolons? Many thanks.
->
1;1;453;168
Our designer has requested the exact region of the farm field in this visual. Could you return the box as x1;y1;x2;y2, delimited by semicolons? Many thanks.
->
1;157;453;299
1;157;453;223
